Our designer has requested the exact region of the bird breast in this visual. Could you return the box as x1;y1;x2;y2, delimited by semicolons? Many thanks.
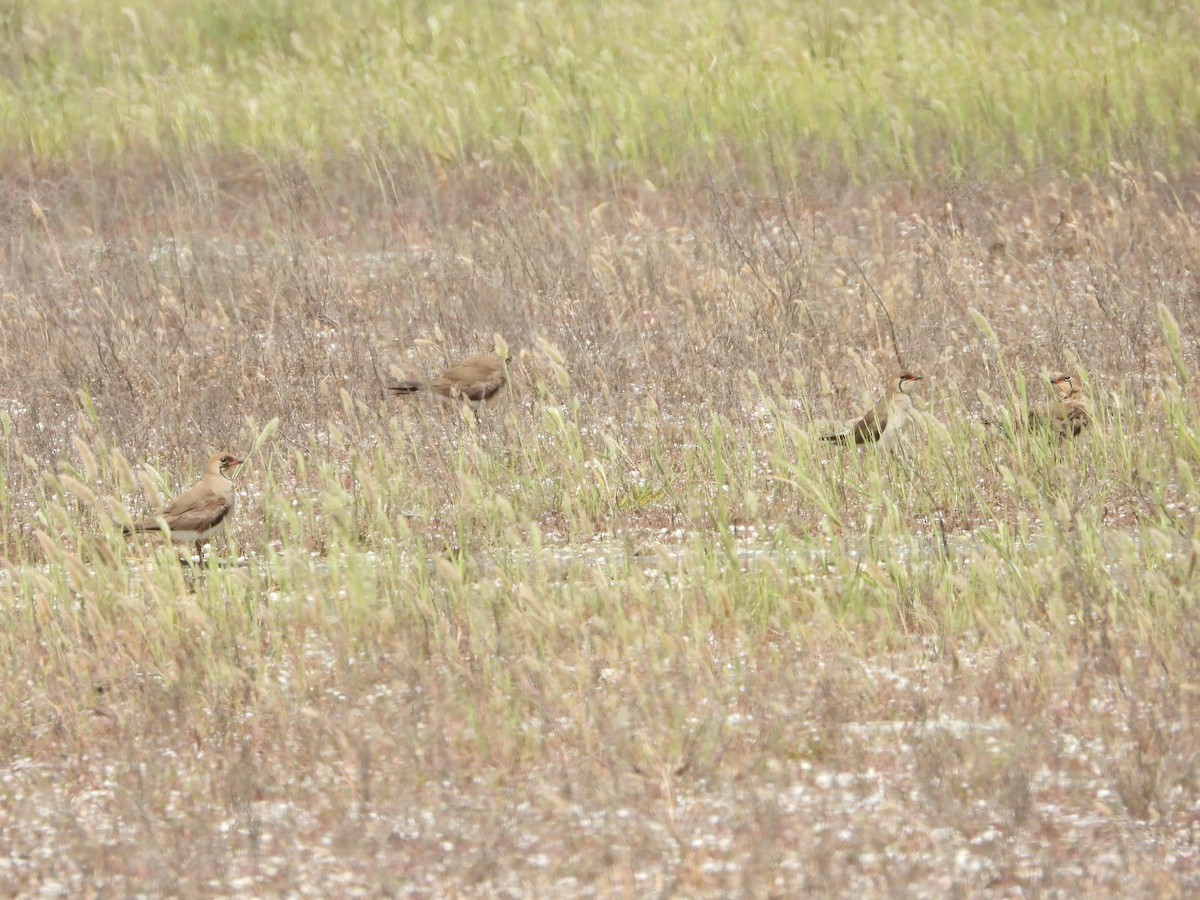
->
879;394;913;448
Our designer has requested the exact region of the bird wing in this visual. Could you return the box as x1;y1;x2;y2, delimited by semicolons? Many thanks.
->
156;478;232;527
435;358;504;402
822;396;887;445
1029;402;1089;437
1063;404;1089;436
849;401;887;444
160;491;233;534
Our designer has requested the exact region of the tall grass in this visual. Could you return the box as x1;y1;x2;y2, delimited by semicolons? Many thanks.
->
1;0;1198;178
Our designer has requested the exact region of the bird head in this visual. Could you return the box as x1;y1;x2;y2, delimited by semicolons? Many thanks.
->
894;371;924;393
211;452;243;476
1049;373;1082;400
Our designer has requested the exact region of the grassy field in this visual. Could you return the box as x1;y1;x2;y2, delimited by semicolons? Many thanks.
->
3;0;1200;178
3;0;1200;895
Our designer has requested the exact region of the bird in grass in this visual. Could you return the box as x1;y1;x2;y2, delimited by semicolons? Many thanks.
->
1028;372;1089;437
822;371;924;448
125;451;241;565
389;353;510;416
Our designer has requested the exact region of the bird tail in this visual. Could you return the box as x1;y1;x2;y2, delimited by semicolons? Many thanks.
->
820;433;851;445
389;380;425;396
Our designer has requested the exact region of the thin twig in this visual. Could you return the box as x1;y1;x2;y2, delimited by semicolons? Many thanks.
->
849;256;904;369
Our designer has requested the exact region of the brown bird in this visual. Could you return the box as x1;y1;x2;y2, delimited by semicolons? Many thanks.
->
1028;372;1089;437
822;371;924;447
125;451;241;565
389;353;509;414
1051;209;1083;258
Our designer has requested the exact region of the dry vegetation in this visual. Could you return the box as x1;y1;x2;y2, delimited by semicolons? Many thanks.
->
3;1;1200;896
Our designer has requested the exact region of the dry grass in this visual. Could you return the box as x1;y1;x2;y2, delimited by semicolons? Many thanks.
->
10;9;1200;895
0;157;1198;895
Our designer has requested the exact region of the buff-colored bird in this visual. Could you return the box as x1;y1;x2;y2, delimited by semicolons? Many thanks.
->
1028;372;1089;437
125;452;241;564
390;353;509;415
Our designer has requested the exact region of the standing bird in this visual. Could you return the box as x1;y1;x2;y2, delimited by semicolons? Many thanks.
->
125;451;241;565
1028;372;1089;437
822;371;924;448
389;353;509;416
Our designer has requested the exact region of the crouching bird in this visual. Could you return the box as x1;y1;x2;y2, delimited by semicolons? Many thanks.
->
389;353;509;417
1028;372;1089;438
